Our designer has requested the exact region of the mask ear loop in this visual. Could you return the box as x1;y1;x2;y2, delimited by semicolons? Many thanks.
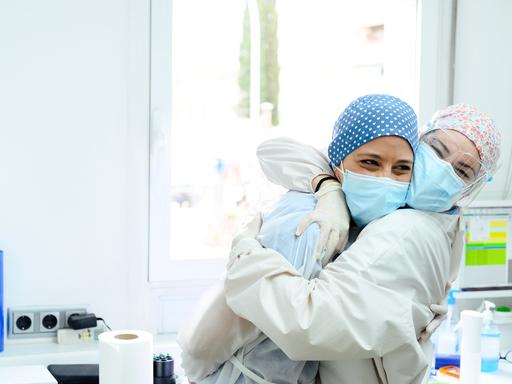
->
337;160;346;174
332;161;347;187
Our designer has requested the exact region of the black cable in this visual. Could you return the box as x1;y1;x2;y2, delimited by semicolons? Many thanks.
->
96;317;112;331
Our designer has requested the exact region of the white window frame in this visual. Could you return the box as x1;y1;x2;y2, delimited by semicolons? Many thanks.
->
415;0;457;125
148;0;227;286
147;0;456;332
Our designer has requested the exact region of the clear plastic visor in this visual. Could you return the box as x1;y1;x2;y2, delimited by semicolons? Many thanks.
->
420;128;488;200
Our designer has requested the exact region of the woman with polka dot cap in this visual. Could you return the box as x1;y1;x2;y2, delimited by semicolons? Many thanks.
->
217;102;501;384
327;94;419;227
255;94;420;259
180;95;424;384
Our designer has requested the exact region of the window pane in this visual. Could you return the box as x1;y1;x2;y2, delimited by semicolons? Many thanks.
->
169;0;417;261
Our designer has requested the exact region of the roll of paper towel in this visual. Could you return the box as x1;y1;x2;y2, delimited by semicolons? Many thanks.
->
99;330;153;384
460;310;484;384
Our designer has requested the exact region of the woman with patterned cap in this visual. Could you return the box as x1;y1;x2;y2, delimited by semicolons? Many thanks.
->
215;101;501;384
179;94;421;384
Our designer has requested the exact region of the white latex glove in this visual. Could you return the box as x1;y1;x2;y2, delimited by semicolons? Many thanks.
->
419;282;452;342
296;183;350;266
229;214;263;265
232;214;262;246
419;303;448;343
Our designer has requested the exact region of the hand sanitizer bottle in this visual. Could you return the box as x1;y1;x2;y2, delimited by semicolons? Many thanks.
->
480;301;501;372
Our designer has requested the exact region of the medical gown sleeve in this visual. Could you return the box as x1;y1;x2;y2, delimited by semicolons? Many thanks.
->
257;137;333;192
225;209;456;384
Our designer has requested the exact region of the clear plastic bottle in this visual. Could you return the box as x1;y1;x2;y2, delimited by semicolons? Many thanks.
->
448;290;460;328
436;289;460;356
480;301;501;372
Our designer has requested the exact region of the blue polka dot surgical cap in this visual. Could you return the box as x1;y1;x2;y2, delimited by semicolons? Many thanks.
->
328;94;419;167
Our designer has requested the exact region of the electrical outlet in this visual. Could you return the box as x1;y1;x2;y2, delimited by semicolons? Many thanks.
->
64;309;87;328
12;312;35;334
8;306;88;339
40;311;60;332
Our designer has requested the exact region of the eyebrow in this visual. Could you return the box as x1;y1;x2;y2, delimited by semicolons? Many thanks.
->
355;152;383;160
433;138;451;157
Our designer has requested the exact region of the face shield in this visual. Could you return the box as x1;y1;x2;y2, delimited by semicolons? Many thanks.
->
422;128;489;196
406;128;490;211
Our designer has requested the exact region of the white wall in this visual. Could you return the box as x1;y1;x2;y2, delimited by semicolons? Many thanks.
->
0;0;152;330
453;0;512;200
0;0;511;337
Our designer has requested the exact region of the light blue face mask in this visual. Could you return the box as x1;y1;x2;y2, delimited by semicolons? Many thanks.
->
406;142;465;212
339;166;410;227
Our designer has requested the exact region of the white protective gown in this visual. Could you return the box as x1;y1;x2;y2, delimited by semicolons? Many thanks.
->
182;191;324;384
224;137;463;384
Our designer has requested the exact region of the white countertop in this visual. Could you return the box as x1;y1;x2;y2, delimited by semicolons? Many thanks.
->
0;365;57;384
0;335;188;383
0;335;182;363
1;336;510;383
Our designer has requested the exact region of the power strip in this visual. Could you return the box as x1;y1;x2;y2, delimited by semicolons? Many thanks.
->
7;306;88;339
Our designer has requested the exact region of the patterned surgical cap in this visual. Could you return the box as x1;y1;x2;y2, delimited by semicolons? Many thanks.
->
328;94;418;166
424;103;501;177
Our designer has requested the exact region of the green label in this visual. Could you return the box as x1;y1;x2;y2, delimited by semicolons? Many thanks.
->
465;245;507;266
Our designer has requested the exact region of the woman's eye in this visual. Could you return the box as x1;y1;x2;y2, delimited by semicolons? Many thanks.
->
360;160;379;166
455;167;470;181
394;165;412;172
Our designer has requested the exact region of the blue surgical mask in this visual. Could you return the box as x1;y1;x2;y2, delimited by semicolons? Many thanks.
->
339;167;410;227
406;142;465;212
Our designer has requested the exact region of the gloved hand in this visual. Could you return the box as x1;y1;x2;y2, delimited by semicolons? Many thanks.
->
229;214;263;267
231;214;262;247
296;182;350;266
419;303;448;342
419;282;453;342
